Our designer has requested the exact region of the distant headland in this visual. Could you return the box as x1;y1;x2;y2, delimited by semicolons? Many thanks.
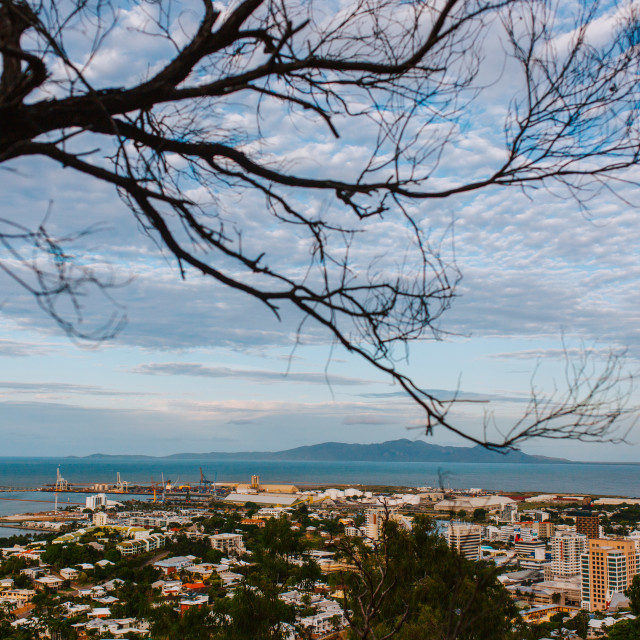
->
77;438;571;464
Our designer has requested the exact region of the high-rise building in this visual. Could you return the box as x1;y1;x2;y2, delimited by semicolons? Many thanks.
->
85;493;107;510
365;509;382;541
447;522;481;561
551;531;587;578
581;538;640;611
576;513;600;539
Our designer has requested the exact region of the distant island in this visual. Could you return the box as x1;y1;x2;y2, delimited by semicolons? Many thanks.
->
80;438;571;464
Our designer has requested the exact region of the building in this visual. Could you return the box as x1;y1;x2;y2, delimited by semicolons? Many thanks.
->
128;515;192;528
364;509;383;541
515;540;546;560
240;518;266;527
0;589;35;605
576;513;600;540
537;521;555;538
551;531;587;578
447;522;482;561
153;555;194;575
93;512;108;526
59;568;79;581
34;575;64;591
211;533;245;556
501;503;518;522
435;495;516;513
86;494;107;510
117;533;165;557
580;538;640;611
224;492;300;507
513;524;539;542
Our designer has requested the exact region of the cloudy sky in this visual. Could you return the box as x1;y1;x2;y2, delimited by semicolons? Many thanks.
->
1;0;639;461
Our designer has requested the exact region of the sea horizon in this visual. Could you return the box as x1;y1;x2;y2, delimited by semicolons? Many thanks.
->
0;457;638;497
0;454;638;465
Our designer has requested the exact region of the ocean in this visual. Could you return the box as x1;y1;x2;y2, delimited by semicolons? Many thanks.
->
0;456;638;497
1;457;638;537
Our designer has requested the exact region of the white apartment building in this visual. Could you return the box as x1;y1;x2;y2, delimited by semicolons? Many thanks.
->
551;531;587;578
447;522;482;561
211;533;245;556
364;509;382;541
344;526;364;537
256;507;290;518
93;512;108;526
86;494;107;510
117;533;165;557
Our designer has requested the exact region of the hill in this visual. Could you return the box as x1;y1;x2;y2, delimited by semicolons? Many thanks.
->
158;438;569;463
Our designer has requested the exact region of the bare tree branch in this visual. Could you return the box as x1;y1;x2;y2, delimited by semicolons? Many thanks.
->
0;0;638;448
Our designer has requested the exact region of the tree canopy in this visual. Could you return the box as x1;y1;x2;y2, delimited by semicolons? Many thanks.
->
339;515;519;640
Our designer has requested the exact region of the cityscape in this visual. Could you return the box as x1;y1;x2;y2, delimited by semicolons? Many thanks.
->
1;469;640;638
2;0;640;639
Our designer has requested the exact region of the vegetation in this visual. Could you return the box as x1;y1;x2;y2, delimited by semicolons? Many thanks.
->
339;515;519;640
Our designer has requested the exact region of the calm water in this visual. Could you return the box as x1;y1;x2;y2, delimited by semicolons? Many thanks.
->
0;457;637;497
0;489;150;537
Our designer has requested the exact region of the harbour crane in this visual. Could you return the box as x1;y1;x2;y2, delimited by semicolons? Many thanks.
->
199;468;213;493
115;472;129;493
150;477;162;503
55;466;69;492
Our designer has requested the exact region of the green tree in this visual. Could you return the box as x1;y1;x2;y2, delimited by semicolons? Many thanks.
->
567;611;590;640
625;574;640;615
210;584;296;639
606;618;640;640
339;515;518;640
472;509;487;522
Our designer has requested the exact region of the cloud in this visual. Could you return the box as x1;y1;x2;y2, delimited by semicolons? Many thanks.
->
359;388;527;404
0;339;52;357
342;414;399;425
0;381;153;397
487;347;616;361
131;362;376;386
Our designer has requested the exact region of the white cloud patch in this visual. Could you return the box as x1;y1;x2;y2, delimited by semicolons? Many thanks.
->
132;361;376;385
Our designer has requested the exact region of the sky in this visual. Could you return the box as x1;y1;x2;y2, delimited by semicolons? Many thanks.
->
1;0;639;461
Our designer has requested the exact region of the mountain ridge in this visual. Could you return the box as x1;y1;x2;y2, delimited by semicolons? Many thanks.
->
79;439;571;464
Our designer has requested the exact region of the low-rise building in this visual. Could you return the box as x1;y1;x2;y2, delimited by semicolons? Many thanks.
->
240;518;266;527
117;533;165;557
0;589;35;605
34;575;64;590
211;533;245;556
435;495;516;513
154;556;194;575
59;568;79;581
